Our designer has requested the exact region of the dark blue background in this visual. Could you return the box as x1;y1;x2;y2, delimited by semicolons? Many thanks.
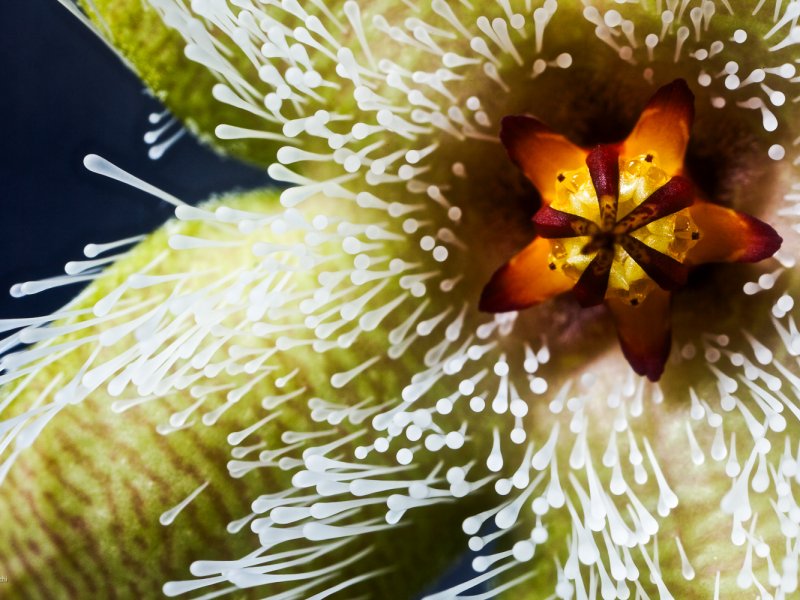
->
0;0;270;319
1;1;484;596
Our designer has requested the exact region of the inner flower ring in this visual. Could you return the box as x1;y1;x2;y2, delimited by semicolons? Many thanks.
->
480;79;783;382
534;148;696;307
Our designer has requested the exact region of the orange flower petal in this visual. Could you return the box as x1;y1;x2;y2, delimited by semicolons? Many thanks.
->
622;79;694;176
500;115;587;202
686;201;783;265
607;288;673;382
479;237;574;313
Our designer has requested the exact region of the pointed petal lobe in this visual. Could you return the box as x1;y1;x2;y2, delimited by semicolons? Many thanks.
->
607;288;673;381
479;238;574;313
500;115;587;202
686;202;782;265
623;79;694;176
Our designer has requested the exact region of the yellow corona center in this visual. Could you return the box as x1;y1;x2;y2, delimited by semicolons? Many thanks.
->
547;154;699;305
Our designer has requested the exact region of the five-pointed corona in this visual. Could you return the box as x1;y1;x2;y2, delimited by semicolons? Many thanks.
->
480;79;783;381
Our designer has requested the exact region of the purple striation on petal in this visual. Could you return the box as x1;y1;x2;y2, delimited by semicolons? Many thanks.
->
614;176;694;234
572;247;614;307
533;206;598;238
619;235;689;291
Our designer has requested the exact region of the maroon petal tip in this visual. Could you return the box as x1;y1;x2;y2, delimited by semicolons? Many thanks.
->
498;115;551;176
479;266;535;314
620;338;671;382
478;289;504;313
608;287;673;383
499;115;546;147
662;78;694;100
650;78;695;122
479;285;528;314
738;215;783;263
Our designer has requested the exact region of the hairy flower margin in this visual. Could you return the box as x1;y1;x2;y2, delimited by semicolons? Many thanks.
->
3;1;800;599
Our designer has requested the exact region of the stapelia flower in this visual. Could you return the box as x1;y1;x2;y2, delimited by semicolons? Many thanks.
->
480;79;782;380
3;2;800;599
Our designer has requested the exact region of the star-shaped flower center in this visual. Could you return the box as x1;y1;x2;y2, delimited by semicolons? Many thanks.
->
533;146;696;308
480;79;783;381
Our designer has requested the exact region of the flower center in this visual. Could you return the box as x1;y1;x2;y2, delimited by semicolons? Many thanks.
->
534;146;699;307
480;79;783;381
